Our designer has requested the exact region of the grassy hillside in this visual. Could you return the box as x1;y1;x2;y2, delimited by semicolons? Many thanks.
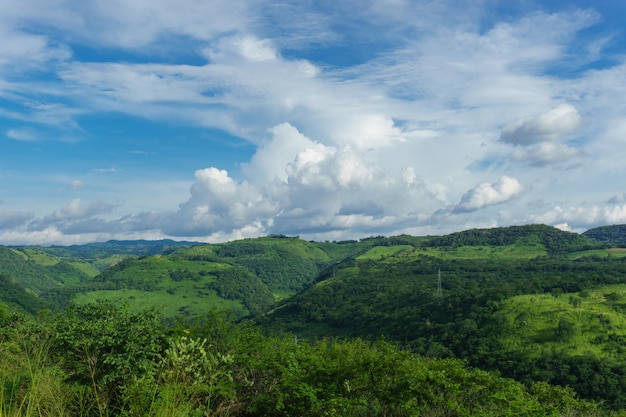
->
0;240;205;314
6;224;626;411
489;284;626;360
0;274;52;314
0;247;92;294
49;235;371;319
258;225;626;408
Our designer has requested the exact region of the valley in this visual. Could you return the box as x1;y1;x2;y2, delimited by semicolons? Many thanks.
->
2;224;626;414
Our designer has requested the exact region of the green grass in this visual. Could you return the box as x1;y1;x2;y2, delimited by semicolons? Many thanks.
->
73;288;243;319
75;255;260;317
490;285;626;359
356;245;413;260
91;254;133;271
357;234;550;262
568;248;626;260
18;248;60;266
65;261;100;278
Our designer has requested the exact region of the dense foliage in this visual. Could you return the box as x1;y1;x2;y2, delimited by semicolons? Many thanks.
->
424;224;600;254
31;236;372;318
0;247;91;294
0;302;604;416
0;273;52;314
260;226;626;409
7;224;626;414
584;224;626;246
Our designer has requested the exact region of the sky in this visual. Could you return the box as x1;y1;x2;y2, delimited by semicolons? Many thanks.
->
2;0;626;245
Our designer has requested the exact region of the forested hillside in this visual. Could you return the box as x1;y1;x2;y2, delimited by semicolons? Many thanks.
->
0;247;92;293
584;224;626;246
259;224;626;409
0;301;603;416
36;235;371;319
5;224;626;413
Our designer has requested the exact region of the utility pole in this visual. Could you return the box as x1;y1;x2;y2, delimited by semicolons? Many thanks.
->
437;269;442;297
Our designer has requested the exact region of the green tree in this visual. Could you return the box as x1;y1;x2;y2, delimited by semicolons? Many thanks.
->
51;301;165;415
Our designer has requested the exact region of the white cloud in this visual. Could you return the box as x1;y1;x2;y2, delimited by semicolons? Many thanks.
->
135;124;443;239
0;25;71;73
6;128;38;141
242;123;313;184
500;104;582;146
236;36;279;62
1;2;626;244
27;198;120;232
529;204;626;231
161;167;278;236
453;176;524;213
510;142;585;167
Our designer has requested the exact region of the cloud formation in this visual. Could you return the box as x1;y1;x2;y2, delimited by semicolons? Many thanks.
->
453;176;524;213
500;104;582;146
0;1;625;244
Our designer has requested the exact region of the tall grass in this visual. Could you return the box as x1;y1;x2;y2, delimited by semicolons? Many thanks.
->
0;328;72;417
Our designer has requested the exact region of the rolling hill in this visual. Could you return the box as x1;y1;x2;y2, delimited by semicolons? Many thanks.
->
256;224;626;408
39;235;371;319
6;224;626;409
584;224;626;247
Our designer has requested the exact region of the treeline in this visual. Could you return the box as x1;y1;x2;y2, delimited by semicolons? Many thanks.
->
424;224;601;253
584;224;626;246
0;301;604;416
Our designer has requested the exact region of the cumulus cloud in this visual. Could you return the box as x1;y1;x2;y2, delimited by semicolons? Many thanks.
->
153;124;442;239
529;204;626;231
242;123;313;184
500;104;582;146
453;176;523;213
1;1;626;244
28;198;120;232
160;167;278;236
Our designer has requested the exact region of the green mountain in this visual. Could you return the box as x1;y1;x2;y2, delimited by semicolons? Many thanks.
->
257;225;626;409
0;240;204;315
0;273;52;314
8;224;626;409
0;246;93;294
43;235;370;319
583;224;626;246
33;239;202;271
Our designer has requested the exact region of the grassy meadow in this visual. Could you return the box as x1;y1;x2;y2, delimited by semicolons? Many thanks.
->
491;284;626;359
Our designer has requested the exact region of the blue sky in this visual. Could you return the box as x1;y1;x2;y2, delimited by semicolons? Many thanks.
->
2;0;626;245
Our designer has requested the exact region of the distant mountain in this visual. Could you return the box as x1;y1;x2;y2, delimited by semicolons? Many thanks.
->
0;273;52;314
0;246;92;294
38;239;203;264
583;224;626;246
425;223;597;253
40;235;372;318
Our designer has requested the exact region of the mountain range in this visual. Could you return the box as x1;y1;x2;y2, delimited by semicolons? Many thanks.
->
3;224;626;408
